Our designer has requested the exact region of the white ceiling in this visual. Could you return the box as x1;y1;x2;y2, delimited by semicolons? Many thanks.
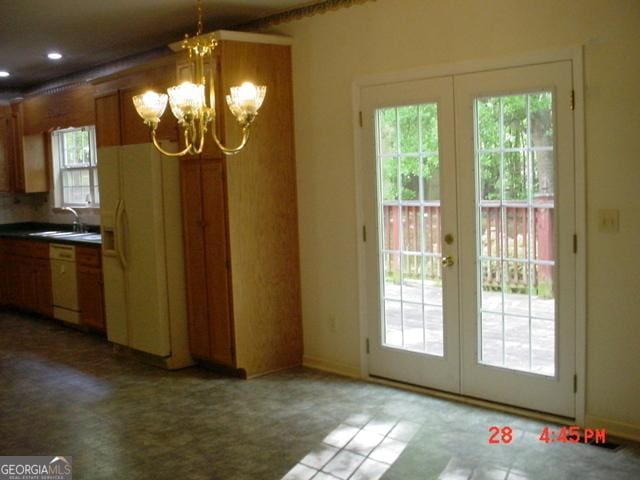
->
0;0;311;92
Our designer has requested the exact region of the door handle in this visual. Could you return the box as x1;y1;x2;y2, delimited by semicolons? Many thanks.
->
441;255;455;267
115;200;128;269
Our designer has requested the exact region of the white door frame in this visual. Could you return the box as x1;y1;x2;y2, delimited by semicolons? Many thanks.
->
352;46;586;423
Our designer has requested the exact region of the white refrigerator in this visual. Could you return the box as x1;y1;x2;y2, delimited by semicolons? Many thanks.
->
98;143;192;369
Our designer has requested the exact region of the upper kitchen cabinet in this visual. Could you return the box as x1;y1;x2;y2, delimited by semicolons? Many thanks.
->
92;56;179;147
0;103;48;193
179;32;303;378
21;83;94;136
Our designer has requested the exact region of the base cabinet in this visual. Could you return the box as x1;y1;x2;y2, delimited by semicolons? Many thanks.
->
34;258;53;317
0;239;104;324
76;246;105;332
0;240;52;315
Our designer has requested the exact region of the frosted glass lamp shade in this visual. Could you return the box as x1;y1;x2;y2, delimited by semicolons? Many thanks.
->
133;91;168;124
226;82;267;119
167;82;205;123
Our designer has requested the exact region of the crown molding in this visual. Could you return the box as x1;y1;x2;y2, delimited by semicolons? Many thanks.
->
235;0;375;30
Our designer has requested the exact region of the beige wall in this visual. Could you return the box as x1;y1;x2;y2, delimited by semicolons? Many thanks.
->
274;0;640;435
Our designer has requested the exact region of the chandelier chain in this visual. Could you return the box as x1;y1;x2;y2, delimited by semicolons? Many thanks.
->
196;0;204;36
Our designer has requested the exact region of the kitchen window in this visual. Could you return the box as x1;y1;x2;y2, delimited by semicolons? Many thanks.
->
51;126;99;207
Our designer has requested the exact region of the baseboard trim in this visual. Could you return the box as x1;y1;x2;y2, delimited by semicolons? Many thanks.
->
111;343;195;370
302;355;361;378
585;415;640;442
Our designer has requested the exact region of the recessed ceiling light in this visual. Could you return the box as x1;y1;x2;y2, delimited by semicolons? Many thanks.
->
0;71;10;78
47;52;63;60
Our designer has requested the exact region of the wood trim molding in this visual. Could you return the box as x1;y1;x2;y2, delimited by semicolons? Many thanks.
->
234;0;376;30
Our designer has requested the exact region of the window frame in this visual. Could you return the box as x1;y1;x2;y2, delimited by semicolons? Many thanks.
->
51;125;99;208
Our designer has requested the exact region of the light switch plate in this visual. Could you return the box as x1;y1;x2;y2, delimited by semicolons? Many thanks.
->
598;209;619;233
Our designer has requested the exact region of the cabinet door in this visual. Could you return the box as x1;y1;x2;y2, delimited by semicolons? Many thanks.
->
5;254;21;307
181;157;234;365
78;265;105;331
34;258;52;316
201;159;234;366
21;133;48;193
180;158;211;359
95;92;121;148
18;256;37;310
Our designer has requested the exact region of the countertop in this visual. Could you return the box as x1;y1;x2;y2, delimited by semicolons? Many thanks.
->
0;222;102;246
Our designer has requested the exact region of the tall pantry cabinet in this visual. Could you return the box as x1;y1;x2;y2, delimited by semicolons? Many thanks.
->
179;31;303;377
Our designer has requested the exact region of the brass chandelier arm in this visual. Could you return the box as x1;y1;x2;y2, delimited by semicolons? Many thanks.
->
150;129;193;157
212;126;251;155
189;119;207;155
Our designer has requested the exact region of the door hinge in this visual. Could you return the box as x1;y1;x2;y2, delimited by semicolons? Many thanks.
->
362;225;367;242
573;374;577;393
225;259;231;269
570;90;575;111
573;234;577;254
359;111;363;127
366;337;370;354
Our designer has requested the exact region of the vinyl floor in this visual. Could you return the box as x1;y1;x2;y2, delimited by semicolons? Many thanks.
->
1;311;639;479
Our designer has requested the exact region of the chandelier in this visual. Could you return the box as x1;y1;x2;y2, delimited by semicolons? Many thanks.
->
132;0;266;157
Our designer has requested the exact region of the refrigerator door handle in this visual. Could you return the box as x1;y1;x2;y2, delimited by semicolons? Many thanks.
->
115;199;128;269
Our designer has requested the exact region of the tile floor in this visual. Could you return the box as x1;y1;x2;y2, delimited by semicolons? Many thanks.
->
1;311;639;479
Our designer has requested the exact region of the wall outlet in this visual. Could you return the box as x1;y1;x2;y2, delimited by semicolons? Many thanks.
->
598;209;619;233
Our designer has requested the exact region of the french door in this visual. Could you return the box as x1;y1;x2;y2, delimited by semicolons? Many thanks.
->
361;61;576;417
362;76;461;393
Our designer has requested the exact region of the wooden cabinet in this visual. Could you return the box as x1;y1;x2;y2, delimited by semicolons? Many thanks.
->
0;239;104;326
179;32;302;378
94;92;121;147
181;157;234;366
76;245;105;332
34;258;53;317
0;104;48;193
0;239;52;315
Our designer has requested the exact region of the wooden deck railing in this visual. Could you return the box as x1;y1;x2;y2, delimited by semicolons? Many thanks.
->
382;200;554;292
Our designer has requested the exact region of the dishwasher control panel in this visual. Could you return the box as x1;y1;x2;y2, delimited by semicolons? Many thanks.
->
50;243;76;261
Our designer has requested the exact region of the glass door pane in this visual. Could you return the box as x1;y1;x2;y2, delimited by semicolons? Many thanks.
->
475;92;556;376
377;103;444;356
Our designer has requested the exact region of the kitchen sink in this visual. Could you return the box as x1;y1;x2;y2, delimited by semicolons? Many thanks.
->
78;234;102;241
28;231;101;241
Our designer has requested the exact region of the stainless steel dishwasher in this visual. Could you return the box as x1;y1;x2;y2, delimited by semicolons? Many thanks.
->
50;243;80;324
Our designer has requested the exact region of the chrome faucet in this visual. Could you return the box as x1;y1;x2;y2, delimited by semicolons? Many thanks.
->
61;207;85;233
